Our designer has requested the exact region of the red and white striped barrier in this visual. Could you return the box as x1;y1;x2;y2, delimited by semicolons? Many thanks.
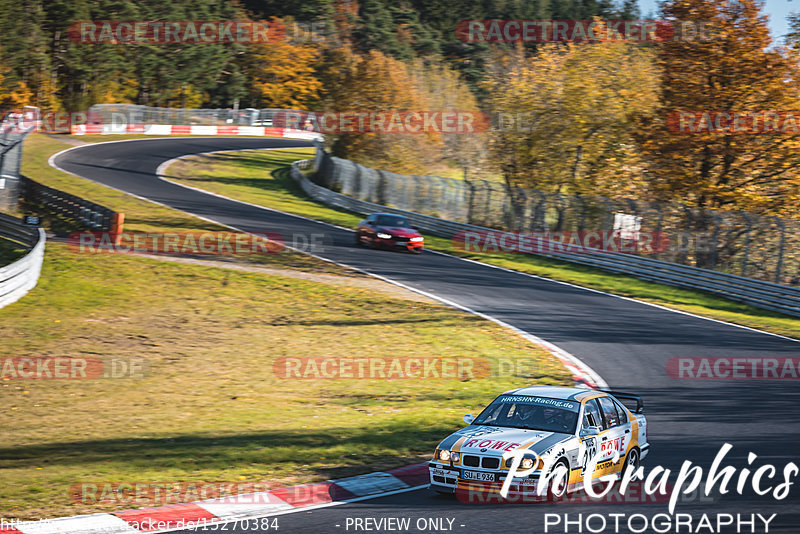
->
1;464;428;534
69;123;322;140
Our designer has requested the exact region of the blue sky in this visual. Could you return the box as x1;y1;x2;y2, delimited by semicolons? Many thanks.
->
637;0;796;45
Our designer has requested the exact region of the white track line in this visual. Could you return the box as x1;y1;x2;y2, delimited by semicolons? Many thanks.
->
50;140;799;393
154;150;608;387
424;250;800;344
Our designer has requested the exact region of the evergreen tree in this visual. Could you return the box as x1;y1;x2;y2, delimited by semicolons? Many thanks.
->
0;0;58;109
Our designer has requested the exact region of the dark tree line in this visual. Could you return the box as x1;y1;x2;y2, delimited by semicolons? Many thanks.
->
0;0;637;110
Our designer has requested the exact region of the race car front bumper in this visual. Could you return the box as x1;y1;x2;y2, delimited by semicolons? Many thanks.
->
429;461;541;494
429;463;458;493
374;236;424;252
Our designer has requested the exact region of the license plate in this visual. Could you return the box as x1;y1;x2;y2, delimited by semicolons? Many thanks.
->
461;470;495;482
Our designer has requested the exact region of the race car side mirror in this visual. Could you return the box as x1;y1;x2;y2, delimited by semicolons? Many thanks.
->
463;414;474;424
580;426;600;438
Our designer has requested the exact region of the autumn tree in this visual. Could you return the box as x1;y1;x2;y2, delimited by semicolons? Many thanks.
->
0;0;630;112
332;0;359;46
0;0;58;109
408;57;487;177
321;49;441;173
639;0;800;217
484;41;659;198
243;19;323;109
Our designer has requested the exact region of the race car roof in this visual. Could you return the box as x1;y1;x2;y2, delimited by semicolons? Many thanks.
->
501;386;598;402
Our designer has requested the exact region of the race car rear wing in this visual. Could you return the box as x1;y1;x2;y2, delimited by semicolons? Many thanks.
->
602;390;644;414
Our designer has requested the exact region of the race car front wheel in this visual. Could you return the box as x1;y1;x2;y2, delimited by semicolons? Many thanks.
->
548;460;570;500
624;447;641;479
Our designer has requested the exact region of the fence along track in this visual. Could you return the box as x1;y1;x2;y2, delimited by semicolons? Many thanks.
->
20;175;117;231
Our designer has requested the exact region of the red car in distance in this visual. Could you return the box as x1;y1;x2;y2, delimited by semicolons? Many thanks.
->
355;213;424;253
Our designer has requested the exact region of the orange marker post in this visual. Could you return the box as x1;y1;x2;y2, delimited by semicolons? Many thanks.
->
110;213;125;245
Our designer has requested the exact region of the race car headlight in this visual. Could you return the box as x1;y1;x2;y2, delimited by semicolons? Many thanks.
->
438;449;451;462
507;457;539;469
520;458;534;469
376;232;392;239
410;237;424;242
451;452;460;462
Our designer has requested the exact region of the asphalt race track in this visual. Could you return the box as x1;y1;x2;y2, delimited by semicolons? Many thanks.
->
54;138;800;534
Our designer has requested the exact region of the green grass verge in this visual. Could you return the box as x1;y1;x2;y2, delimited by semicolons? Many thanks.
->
0;244;570;520
165;151;800;339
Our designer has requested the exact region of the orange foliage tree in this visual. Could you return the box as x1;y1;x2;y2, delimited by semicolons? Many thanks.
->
638;0;800;217
484;42;659;197
244;19;323;109
322;49;442;173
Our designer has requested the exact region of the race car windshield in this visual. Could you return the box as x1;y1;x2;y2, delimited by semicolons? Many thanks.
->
374;215;411;227
472;395;580;434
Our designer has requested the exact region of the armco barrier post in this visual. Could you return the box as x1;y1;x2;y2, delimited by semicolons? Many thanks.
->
740;212;753;277
313;139;324;172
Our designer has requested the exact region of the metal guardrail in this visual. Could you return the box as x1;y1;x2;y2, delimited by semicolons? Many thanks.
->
290;161;800;318
0;212;45;310
20;175;118;231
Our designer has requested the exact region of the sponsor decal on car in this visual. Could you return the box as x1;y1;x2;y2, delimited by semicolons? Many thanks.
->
462;438;521;451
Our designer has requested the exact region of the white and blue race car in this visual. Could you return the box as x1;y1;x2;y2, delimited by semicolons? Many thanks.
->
429;386;649;497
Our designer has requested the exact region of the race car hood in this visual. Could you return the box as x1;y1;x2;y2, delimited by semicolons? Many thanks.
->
375;226;421;238
437;425;572;457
